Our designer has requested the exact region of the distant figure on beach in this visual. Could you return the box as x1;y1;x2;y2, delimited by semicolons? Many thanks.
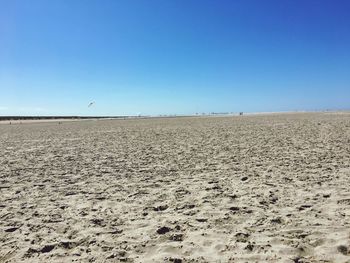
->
239;112;243;116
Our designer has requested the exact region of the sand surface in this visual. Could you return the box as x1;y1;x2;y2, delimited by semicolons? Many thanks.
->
1;113;350;262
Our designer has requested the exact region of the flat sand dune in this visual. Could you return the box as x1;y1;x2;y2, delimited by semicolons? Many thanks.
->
1;113;350;262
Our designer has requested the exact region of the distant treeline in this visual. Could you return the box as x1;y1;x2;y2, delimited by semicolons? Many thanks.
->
0;116;126;121
0;113;243;121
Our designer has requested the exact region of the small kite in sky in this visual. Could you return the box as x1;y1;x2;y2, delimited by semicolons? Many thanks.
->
88;102;95;107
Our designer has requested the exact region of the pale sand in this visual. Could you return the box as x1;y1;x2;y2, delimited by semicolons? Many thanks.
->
0;113;349;262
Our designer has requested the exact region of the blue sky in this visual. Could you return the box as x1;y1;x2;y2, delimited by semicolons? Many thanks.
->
1;0;349;116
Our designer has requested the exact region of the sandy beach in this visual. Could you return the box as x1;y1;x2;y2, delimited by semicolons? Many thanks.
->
1;112;349;262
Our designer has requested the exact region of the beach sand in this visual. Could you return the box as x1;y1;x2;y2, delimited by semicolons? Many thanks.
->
1;113;349;262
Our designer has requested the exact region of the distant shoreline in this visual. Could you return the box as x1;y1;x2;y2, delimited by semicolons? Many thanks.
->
0;116;125;121
1;110;349;124
0;115;197;124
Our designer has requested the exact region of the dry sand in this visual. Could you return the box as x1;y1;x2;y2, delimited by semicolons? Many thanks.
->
0;113;350;262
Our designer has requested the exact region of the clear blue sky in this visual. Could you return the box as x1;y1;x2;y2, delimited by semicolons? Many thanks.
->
1;0;349;116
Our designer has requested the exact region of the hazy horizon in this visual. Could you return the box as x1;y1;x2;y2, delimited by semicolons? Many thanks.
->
1;109;350;118
1;0;349;116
